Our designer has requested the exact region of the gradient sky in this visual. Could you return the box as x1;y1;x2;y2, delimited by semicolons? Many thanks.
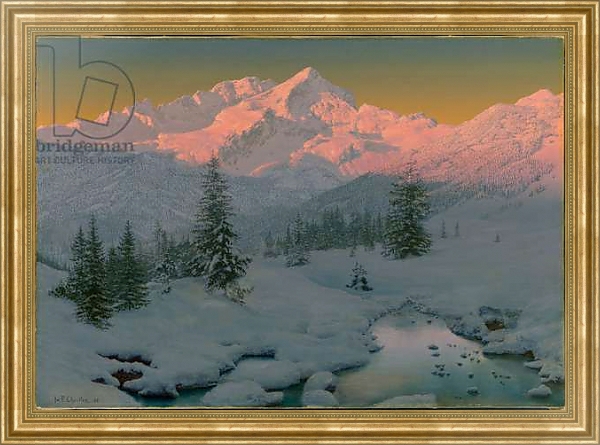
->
36;37;564;127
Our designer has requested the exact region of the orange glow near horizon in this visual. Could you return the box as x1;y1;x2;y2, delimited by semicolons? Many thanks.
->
36;37;564;128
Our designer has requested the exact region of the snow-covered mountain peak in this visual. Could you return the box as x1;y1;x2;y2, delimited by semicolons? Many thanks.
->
210;76;276;104
282;67;355;104
399;112;438;127
247;67;356;120
286;66;326;84
515;89;562;108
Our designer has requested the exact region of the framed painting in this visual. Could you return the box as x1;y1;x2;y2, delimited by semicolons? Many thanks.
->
1;0;598;443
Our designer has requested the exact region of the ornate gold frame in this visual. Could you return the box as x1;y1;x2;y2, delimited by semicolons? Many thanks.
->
1;1;598;443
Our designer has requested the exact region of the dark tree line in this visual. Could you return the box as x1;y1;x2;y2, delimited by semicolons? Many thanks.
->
266;170;433;264
264;207;386;264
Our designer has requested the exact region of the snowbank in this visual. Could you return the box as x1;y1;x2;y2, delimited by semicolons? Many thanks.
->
301;390;339;407
304;371;338;392
527;384;552;398
202;381;283;407
36;260;394;407
222;359;304;390
373;394;436;408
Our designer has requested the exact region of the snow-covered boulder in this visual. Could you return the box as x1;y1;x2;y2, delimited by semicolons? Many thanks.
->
301;390;339;407
479;306;521;330
482;333;536;356
448;314;485;341
524;360;544;370
121;361;221;398
123;379;179;398
527;384;552;398
304;371;338;392
538;363;564;383
373;393;436;408
222;359;303;390
202;381;283;407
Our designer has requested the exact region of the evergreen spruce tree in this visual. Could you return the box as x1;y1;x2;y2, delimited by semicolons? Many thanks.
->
188;155;251;294
262;231;278;258
105;246;121;304
174;235;194;278
155;241;177;293
333;207;347;248
383;171;432;259
283;224;293;255
275;235;286;257
76;216;113;329
374;212;385;244
360;210;375;251
153;220;165;261
346;262;373;292
114;221;149;311
50;226;87;303
348;212;362;250
285;213;310;267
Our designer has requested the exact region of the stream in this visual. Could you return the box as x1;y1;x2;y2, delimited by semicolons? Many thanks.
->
134;313;564;408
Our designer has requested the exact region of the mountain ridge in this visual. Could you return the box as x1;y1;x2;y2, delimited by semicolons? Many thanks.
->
37;67;563;186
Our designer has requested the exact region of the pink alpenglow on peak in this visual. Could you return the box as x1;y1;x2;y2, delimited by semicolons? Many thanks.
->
36;69;563;186
515;89;563;108
210;76;276;105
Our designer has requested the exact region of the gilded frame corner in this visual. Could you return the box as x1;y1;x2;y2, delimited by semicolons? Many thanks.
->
1;1;599;444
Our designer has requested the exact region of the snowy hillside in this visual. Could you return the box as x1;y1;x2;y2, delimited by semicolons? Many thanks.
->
36;180;563;407
37;150;346;254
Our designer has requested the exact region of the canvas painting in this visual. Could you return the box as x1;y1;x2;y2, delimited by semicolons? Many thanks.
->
35;37;564;409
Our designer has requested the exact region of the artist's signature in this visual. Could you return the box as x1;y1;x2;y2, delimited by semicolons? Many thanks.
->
53;395;100;404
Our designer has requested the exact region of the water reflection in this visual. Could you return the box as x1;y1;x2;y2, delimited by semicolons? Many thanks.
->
334;314;564;408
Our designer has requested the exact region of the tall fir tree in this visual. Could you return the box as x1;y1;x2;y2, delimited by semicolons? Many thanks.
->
105;246;121;304
50;226;87;303
188;155;251;292
114;220;149;311
262;231;278;258
153;220;165;261
374;211;385;244
76;215;113;329
283;225;293;255
285;213;310;267
441;219;447;239
155;241;176;293
360;210;375;251
173;235;194;278
383;171;432;259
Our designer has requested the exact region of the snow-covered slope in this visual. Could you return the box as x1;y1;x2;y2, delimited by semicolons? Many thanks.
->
36;150;346;255
36;180;563;407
